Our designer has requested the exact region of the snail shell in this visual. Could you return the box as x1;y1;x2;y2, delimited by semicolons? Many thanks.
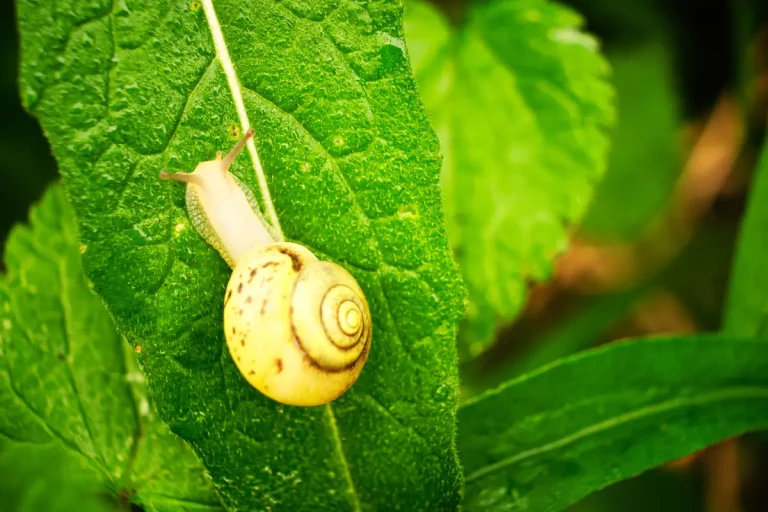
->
223;242;372;406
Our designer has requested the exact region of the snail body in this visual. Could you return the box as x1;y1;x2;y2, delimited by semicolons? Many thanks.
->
161;129;371;406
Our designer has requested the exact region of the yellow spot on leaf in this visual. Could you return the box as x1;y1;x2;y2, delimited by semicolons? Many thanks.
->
524;9;541;21
398;204;418;219
229;122;241;140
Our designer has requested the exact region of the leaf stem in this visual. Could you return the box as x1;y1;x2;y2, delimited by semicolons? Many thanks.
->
201;0;284;241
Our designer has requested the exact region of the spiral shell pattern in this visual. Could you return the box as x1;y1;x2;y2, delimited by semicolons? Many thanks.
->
292;260;371;371
223;242;371;406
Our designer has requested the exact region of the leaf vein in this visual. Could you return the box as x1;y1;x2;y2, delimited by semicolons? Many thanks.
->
240;86;377;236
0;367;94;467
55;255;108;471
26;4;113;112
357;393;429;447
325;405;362;512
464;386;768;483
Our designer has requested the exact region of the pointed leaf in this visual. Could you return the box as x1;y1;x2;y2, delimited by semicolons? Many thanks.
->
458;335;768;511
404;0;614;358
724;133;768;336
16;1;466;509
0;185;222;511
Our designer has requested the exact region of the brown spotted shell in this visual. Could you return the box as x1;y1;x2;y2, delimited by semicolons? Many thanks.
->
223;242;372;406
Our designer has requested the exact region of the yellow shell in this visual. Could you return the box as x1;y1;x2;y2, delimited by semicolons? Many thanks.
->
223;242;372;406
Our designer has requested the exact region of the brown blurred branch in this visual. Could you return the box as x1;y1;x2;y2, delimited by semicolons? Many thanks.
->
556;93;745;294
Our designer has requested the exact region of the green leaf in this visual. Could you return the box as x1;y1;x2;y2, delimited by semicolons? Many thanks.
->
0;442;113;512
460;284;648;400
581;42;682;241
0;185;222;512
724;134;768;336
458;335;768;511
16;1;466;509
404;0;615;359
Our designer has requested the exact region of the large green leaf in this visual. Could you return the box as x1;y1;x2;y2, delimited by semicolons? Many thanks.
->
404;0;614;358
0;185;222;511
16;1;465;509
458;335;768;511
724;134;768;336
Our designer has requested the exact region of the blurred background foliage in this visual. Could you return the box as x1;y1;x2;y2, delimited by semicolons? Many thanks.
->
1;0;767;510
455;0;768;510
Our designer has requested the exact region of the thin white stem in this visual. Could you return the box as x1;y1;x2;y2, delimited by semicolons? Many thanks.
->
201;0;284;241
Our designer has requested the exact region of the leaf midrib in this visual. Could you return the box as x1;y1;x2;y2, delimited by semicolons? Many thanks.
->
325;405;362;511
199;3;364;508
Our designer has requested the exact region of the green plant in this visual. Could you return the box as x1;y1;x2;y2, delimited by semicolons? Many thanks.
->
3;0;767;510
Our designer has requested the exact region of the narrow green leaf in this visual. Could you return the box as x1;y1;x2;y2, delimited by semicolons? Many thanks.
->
404;0;615;359
458;335;768;511
0;185;222;512
724;134;768;336
16;1;466;509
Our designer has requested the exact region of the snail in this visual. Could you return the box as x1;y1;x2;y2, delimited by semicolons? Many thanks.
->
160;128;372;406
